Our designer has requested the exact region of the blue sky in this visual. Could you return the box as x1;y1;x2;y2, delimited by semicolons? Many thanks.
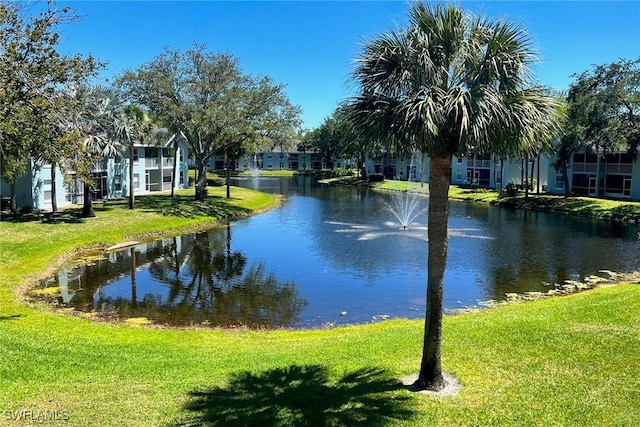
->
57;1;640;129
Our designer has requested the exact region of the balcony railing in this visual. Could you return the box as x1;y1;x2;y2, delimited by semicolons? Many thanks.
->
145;158;159;168
573;163;598;173
466;159;491;168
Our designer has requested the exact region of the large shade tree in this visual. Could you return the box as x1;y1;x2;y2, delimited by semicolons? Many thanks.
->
350;2;561;391
554;58;640;195
0;1;98;212
307;102;384;178
118;44;300;202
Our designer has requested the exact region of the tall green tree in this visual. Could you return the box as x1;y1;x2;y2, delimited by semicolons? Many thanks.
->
217;75;301;198
553;58;639;195
31;85;88;213
350;2;560;391
307;102;382;178
118;44;300;202
0;1;98;211
67;86;124;218
112;102;155;209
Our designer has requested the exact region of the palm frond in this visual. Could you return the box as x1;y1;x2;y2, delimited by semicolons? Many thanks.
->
349;1;561;160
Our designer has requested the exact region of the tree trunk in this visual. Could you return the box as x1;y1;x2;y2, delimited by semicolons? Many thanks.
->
51;161;58;213
171;140;179;198
194;157;208;202
129;143;135;209
359;152;367;179
225;152;231;199
413;154;450;392
536;153;541;194
129;142;136;209
9;180;17;213
82;182;95;218
524;156;529;200
499;159;504;192
562;163;570;197
530;156;536;194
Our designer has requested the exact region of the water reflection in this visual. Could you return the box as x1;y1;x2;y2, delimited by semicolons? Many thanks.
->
39;176;639;329
43;226;307;328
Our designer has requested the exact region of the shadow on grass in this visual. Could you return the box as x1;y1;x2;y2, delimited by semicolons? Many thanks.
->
0;210;86;224
0;314;23;321
1;194;252;223
172;365;415;426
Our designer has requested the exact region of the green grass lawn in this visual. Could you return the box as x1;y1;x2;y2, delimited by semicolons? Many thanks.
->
1;185;639;425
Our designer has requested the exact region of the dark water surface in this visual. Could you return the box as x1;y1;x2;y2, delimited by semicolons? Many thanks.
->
41;176;640;328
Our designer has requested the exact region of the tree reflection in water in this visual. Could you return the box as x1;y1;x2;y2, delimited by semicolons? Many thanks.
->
43;226;307;328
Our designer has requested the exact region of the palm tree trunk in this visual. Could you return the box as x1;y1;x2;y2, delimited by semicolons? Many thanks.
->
225;151;231;199
51;161;58;213
524;156;529;199
129;143;135;209
530;156;536;194
536;153;541;194
359;152;367;179
414;154;450;392
82;182;95;218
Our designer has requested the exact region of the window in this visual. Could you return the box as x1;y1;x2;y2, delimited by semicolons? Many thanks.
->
133;148;139;163
456;170;463;180
163;174;173;183
133;174;140;189
179;171;184;184
555;174;564;190
114;175;122;191
457;157;463;164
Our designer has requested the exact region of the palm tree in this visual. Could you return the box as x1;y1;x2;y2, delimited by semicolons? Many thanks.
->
350;2;561;391
112;103;154;209
74;87;124;218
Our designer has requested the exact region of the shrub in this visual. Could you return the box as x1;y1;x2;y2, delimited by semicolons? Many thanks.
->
19;205;33;214
504;182;519;197
206;173;225;187
330;168;353;178
368;173;385;182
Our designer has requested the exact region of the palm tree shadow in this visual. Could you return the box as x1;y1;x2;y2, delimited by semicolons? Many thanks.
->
172;365;416;426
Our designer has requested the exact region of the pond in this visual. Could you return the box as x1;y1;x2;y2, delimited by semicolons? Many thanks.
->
39;176;640;328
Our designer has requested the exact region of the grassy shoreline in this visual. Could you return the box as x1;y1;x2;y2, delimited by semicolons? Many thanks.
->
1;185;639;425
324;176;640;223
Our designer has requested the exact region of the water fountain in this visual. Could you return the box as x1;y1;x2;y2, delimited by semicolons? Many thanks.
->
383;153;428;230
250;155;260;178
